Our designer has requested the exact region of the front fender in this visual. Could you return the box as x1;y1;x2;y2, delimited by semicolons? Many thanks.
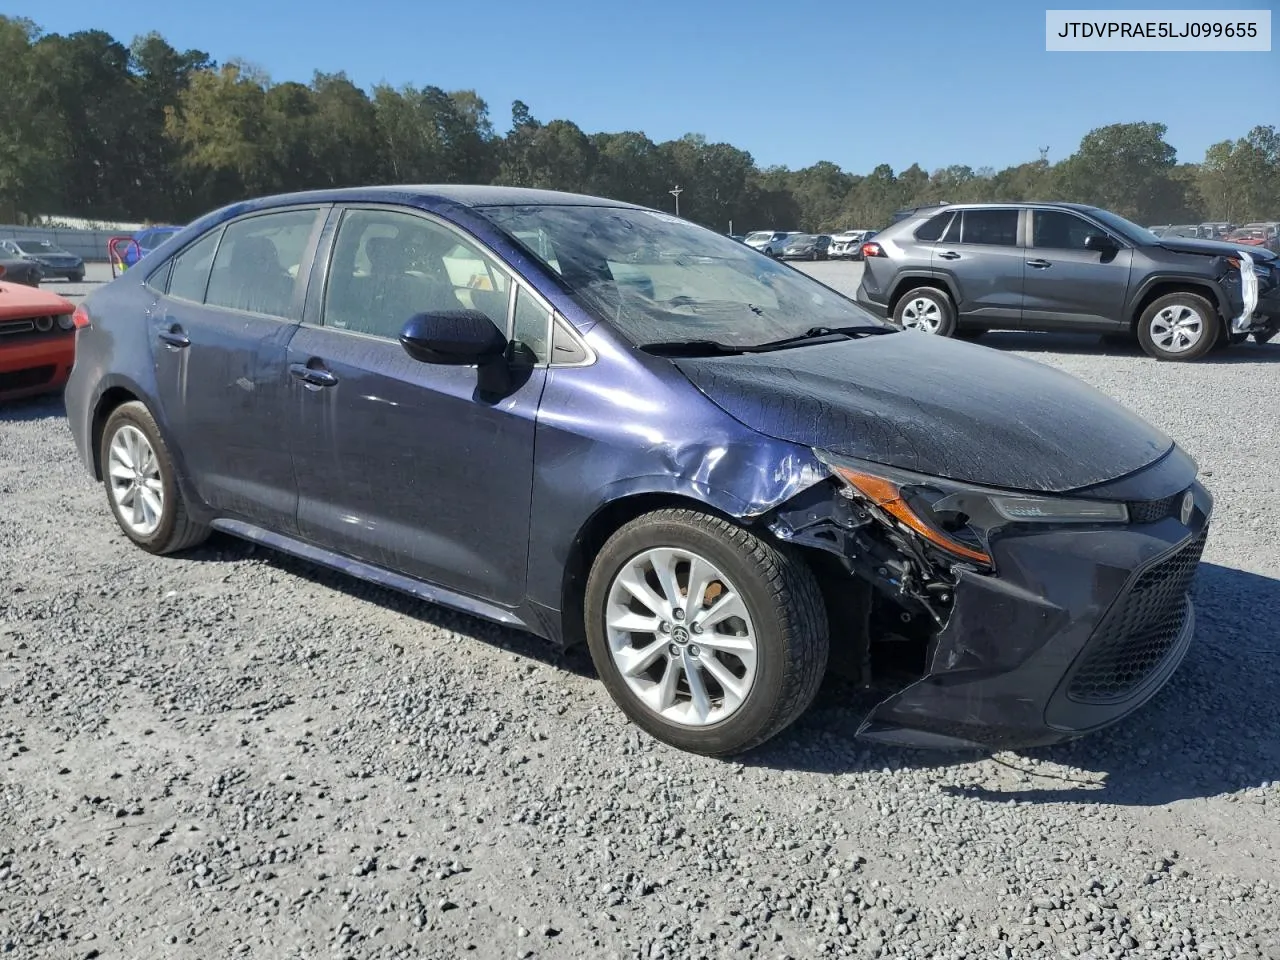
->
1126;273;1233;323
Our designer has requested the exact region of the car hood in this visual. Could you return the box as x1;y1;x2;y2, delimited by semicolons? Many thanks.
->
672;333;1174;493
1156;236;1278;261
0;280;74;320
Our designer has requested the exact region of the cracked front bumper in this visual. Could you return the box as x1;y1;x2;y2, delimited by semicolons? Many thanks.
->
856;482;1213;750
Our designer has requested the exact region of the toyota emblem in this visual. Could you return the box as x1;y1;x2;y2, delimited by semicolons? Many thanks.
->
1179;490;1194;526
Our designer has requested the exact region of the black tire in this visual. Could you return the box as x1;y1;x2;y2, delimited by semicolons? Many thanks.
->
1255;326;1278;345
69;271;85;283
100;401;210;555
892;286;956;337
1136;292;1219;361
584;508;829;756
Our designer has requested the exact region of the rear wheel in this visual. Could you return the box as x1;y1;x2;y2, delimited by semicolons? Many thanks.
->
584;509;829;756
1137;293;1218;361
893;286;956;337
100;401;210;554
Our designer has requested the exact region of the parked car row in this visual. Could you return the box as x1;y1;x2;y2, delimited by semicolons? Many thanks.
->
738;228;879;261
1149;221;1280;252
856;201;1280;361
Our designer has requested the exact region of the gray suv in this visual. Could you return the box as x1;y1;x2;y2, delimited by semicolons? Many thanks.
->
855;202;1280;361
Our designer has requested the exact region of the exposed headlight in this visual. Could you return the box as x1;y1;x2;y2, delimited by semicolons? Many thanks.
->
984;495;1128;523
814;452;1131;568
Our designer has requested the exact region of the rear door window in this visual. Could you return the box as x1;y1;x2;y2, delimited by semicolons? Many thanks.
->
960;209;1019;246
204;209;319;319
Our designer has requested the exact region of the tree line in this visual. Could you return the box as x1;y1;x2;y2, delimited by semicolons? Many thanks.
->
2;16;1277;232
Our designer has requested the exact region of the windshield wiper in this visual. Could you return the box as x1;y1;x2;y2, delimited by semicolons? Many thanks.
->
640;325;893;357
743;325;894;351
639;339;748;357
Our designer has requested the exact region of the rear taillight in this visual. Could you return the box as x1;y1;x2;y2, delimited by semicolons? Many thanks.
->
861;241;884;258
71;304;91;329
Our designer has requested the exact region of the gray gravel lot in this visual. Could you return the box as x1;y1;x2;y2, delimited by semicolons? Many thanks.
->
2;261;1278;959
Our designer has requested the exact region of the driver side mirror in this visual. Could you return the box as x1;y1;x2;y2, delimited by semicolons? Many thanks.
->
1083;234;1117;253
399;310;508;365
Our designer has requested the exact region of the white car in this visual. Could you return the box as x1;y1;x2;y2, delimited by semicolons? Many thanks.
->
743;230;795;257
828;229;870;259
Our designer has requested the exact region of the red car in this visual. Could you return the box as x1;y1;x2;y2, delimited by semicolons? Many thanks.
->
0;280;77;401
1225;223;1280;254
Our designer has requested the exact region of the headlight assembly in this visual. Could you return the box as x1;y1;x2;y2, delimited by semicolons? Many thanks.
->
814;451;1131;568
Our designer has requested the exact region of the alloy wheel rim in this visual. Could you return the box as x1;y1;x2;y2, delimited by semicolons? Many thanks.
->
901;296;943;333
107;425;164;536
604;547;758;727
1149;305;1205;353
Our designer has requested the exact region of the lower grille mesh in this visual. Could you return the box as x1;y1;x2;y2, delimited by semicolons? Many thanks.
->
1066;530;1206;704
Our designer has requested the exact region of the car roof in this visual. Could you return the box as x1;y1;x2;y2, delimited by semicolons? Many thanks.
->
225;184;649;213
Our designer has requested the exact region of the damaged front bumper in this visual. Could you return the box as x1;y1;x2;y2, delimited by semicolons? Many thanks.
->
858;498;1209;749
1229;250;1280;338
772;460;1214;751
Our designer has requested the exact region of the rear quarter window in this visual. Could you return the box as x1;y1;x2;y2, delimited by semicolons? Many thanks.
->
914;212;954;242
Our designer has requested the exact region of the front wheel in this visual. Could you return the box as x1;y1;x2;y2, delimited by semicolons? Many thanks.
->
69;270;85;283
893;286;956;336
584;509;829;756
1137;293;1218;361
100;401;210;554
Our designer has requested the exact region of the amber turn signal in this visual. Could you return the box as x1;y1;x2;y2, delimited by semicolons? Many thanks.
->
832;466;992;565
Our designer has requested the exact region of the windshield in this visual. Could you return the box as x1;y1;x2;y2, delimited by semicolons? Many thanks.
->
744;231;771;242
1083;207;1160;245
17;240;60;254
475;204;891;349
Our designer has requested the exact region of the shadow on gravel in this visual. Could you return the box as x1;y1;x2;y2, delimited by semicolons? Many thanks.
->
186;532;598;679
939;562;1280;806
980;330;1280;364
0;393;66;422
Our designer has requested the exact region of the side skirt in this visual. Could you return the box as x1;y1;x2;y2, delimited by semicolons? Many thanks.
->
209;518;532;631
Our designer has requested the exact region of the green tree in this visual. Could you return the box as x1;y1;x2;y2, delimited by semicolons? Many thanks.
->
0;17;59;220
1197;126;1280;223
1054;122;1179;220
129;31;213;220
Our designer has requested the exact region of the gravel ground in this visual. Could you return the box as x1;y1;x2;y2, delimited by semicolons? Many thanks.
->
2;262;1278;960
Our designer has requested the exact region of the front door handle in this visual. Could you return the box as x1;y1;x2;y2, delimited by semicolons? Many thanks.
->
157;325;190;348
1026;259;1052;268
289;362;339;388
937;251;961;260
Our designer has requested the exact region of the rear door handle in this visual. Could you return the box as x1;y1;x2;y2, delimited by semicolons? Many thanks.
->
1026;259;1052;268
937;251;961;260
157;325;190;348
289;362;338;388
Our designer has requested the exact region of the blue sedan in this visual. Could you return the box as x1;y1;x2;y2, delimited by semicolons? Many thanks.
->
64;185;1212;756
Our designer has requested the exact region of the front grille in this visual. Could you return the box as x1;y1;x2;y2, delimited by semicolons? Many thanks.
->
0;319;36;335
0;365;56;392
1127;490;1183;524
0;317;67;342
1066;529;1207;704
